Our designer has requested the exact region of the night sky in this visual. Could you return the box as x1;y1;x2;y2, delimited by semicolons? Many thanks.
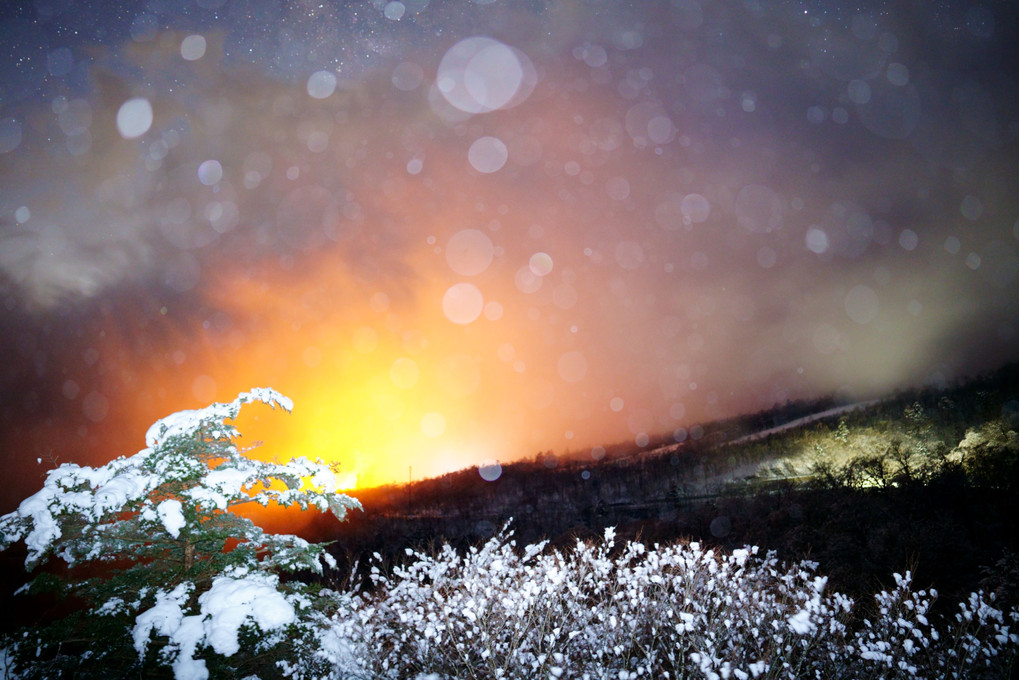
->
2;0;1018;507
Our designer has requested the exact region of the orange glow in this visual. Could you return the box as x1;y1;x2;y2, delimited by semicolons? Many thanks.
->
217;250;552;491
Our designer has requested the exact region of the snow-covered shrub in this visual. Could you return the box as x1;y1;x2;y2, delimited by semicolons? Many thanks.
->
0;388;360;680
851;571;941;679
322;528;1019;680
847;572;1019;680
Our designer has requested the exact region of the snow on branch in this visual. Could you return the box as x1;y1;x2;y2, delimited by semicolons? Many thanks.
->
0;387;359;570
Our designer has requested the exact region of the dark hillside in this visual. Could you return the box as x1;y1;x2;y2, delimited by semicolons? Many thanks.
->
320;363;1019;610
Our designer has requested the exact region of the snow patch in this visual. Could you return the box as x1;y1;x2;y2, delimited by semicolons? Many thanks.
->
199;571;297;656
157;499;185;538
787;609;815;635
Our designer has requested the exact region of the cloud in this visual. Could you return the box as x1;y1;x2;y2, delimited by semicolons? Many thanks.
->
1;4;1018;501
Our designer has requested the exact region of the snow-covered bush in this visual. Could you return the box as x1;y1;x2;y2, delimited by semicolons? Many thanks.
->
323;527;1019;680
0;388;360;680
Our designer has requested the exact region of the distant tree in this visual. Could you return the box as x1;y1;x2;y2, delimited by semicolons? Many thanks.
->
0;388;360;679
833;419;850;444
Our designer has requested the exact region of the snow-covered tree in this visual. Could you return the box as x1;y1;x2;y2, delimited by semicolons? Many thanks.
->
0;388;360;679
